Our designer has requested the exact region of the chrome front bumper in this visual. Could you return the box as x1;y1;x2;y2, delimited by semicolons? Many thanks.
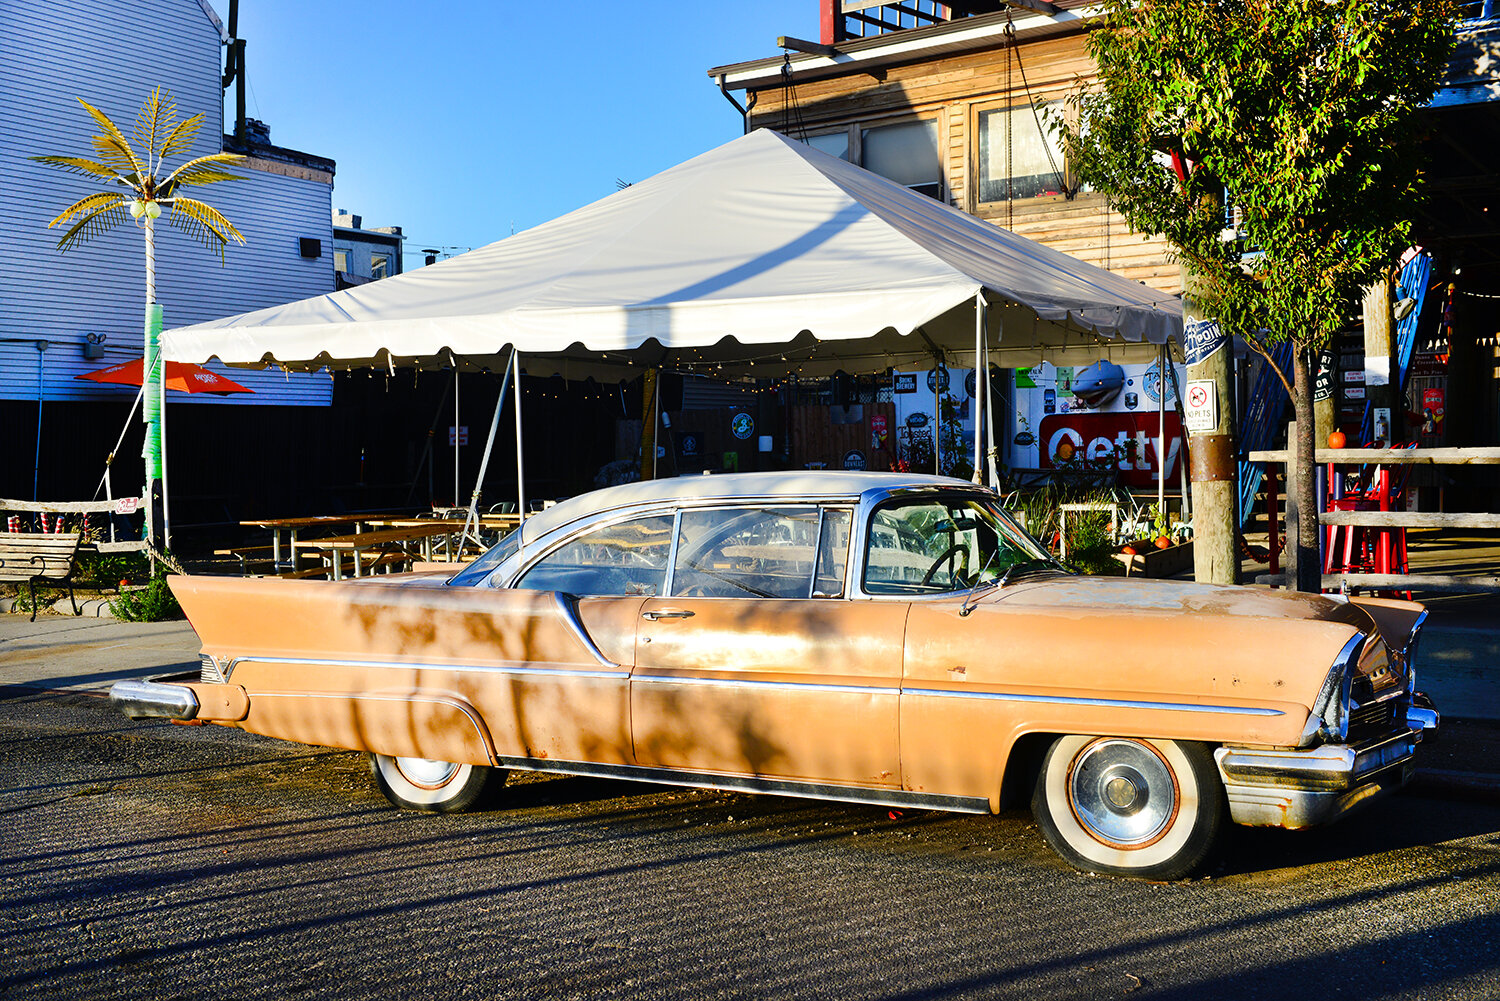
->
110;679;200;721
1215;701;1437;829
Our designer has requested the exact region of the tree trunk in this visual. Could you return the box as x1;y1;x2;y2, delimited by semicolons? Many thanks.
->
1291;343;1321;592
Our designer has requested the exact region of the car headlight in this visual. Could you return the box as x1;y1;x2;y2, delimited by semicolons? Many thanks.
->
1402;609;1428;693
1305;632;1363;745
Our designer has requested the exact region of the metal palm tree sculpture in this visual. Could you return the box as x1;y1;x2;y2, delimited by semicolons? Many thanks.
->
32;88;245;551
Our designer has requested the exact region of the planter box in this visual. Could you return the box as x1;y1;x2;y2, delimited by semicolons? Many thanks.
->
1115;539;1194;578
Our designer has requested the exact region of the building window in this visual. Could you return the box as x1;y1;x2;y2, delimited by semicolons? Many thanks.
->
370;253;390;280
333;249;349;272
802;131;850;161
976;104;1066;202
861;119;942;199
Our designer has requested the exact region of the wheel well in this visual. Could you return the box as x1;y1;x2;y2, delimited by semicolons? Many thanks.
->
999;732;1059;811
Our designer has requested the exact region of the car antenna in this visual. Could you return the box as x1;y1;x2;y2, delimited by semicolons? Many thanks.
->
959;549;1002;617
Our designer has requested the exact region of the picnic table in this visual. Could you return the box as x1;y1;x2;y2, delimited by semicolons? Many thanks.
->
289;525;459;580
238;514;413;570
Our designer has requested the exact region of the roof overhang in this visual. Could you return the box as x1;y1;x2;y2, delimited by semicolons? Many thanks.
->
708;4;1100;91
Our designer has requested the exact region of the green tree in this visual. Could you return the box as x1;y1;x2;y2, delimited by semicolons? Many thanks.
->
32;88;245;550
1057;0;1456;590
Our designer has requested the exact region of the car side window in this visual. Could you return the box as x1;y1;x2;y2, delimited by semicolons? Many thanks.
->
813;508;853;598
514;514;674;596
672;507;838;599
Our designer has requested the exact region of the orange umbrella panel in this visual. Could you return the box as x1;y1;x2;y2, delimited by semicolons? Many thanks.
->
77;359;253;395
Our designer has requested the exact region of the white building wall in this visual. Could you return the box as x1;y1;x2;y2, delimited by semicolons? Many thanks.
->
0;0;334;407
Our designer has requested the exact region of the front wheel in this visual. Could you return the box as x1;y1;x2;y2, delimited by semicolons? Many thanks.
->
1031;735;1223;880
369;753;504;812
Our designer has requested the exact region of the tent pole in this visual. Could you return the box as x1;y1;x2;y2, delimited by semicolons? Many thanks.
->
984;311;1000;489
512;351;526;558
161;365;171;552
973;291;983;484
461;350;514;548
453;363;461;507
1157;343;1167;529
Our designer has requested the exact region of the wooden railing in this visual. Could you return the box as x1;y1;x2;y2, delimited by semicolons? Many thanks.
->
1246;446;1500;593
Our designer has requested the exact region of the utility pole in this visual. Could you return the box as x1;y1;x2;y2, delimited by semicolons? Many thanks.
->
1182;267;1239;585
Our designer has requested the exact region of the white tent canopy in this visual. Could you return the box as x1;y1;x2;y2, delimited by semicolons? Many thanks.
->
164;129;1180;379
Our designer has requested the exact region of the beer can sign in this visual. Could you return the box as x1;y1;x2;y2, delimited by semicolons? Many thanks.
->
1183;319;1227;366
731;413;755;440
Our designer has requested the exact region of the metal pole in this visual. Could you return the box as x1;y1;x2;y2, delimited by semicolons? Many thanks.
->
161;358;171;551
973;291;983;484
512;351;526;559
461;351;514;547
32;341;45;502
1157;344;1167;527
453;362;461;507
986;311;1001;487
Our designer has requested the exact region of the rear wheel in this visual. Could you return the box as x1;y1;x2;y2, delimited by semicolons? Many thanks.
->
368;753;504;812
1031;735;1223;880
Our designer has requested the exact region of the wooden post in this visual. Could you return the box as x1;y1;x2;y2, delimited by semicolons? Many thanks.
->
1182;271;1239;584
1362;277;1397;443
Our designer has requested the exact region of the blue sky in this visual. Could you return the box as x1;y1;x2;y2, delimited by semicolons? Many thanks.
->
232;1;815;260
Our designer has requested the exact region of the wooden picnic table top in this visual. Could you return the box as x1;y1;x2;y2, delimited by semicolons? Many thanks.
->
241;514;409;530
290;525;457;550
364;515;521;530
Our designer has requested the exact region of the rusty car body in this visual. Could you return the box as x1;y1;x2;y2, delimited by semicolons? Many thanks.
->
113;472;1437;879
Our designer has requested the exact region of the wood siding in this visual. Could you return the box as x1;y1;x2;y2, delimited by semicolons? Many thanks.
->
0;0;335;408
747;31;1180;294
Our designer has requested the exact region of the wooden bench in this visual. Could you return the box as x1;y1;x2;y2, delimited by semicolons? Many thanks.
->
0;533;84;621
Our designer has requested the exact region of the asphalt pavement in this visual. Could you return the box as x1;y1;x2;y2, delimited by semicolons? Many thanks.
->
2;580;1497;803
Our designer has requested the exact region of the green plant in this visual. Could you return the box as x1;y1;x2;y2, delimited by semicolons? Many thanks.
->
110;571;180;622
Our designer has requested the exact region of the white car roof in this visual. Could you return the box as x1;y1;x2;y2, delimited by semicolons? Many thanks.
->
520;471;987;543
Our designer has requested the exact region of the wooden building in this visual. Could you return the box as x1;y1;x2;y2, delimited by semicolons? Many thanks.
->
709;0;1178;295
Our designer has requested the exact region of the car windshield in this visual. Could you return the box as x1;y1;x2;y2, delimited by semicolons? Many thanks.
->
446;529;519;587
863;495;1054;595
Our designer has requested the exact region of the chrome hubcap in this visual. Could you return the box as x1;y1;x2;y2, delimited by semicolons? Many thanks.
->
394;756;460;789
1068;740;1176;847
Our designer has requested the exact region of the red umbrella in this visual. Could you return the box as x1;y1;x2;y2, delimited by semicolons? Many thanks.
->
76;359;253;395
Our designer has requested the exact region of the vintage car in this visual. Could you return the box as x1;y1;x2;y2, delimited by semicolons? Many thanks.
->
112;472;1437;880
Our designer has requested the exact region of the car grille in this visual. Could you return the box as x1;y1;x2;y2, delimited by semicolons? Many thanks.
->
1348;697;1401;742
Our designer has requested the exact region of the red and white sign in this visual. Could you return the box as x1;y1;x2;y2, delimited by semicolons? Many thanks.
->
1183;380;1217;432
114;497;139;514
1038;412;1184;488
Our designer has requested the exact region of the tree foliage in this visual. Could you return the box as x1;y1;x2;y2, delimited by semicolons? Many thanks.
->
1060;0;1457;359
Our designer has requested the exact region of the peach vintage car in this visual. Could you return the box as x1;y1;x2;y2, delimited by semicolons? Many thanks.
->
113;472;1437;879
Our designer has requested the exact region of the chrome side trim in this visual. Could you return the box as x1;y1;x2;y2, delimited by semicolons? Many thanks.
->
550;592;622;670
492;754;992;815
632;674;900;697
225;654;629;681
110;680;199;721
904;687;1285;717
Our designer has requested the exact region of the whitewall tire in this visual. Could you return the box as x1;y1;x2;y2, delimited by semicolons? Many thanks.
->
369;753;503;813
1032;735;1223;880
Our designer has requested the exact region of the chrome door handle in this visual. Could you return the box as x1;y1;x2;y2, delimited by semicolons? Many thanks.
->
641;609;694;621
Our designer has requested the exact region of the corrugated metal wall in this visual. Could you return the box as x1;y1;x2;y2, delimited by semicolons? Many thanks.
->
0;0;334;408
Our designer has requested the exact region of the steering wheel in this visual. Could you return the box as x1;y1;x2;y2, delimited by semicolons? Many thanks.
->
921;543;970;587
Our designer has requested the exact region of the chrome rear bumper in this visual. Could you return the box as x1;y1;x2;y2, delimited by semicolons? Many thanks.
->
1215;701;1435;829
110;679;199;721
